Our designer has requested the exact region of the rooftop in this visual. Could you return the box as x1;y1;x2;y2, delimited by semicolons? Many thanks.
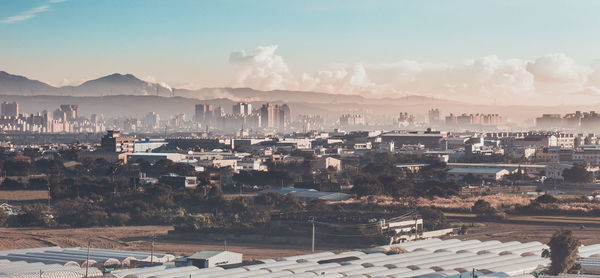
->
448;168;508;174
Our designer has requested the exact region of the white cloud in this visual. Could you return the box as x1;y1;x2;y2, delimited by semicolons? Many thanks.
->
229;45;298;91
526;53;588;83
229;46;600;105
0;0;66;24
0;5;50;24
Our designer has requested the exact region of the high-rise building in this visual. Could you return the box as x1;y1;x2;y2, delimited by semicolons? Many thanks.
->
1;101;18;117
90;114;102;123
260;103;286;129
339;114;365;126
280;104;290;126
233;102;252;116
59;104;79;121
428;108;440;124
101;130;135;153
145;112;160;128
195;103;214;124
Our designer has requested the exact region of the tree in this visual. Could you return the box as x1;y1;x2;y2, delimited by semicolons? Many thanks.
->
534;194;558;204
547;229;580;275
351;175;383;197
1;178;24;189
19;203;53;227
419;207;448;230
0;209;8;226
472;199;496;216
563;165;594;183
110;212;131;226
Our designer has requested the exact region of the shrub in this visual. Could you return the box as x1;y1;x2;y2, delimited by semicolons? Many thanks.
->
472;199;496;216
110;212;131;226
386;246;407;255
535;194;559;204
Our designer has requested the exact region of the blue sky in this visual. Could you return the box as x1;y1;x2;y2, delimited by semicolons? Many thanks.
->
1;0;600;104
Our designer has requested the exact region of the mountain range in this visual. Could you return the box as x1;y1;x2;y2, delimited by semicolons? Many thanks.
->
1;70;597;124
0;71;452;105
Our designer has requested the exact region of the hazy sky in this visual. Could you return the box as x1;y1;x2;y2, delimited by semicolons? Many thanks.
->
2;0;600;104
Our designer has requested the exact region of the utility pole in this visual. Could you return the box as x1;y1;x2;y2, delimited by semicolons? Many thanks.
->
413;211;418;240
46;184;51;208
309;217;315;253
151;233;156;264
85;239;90;278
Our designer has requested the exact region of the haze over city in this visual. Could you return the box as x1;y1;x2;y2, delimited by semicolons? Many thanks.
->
1;1;600;278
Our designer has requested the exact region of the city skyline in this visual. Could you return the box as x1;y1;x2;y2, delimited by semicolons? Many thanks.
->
2;1;600;105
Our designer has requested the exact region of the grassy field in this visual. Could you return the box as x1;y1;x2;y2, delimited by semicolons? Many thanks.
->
0;190;48;201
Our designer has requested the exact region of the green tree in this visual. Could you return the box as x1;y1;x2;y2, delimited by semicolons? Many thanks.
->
548;229;580;275
419;207;448;230
351;175;383;197
563;165;594;183
472;199;496;216
19;203;53;227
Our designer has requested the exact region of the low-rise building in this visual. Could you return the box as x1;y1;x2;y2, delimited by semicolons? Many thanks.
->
447;168;510;182
186;250;243;268
159;173;197;189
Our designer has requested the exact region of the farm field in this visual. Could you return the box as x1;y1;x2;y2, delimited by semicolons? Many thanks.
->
0;190;48;201
1;218;599;261
446;212;600;227
454;220;600;246
0;226;328;260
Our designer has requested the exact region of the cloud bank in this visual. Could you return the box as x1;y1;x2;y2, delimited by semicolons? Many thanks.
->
229;45;600;105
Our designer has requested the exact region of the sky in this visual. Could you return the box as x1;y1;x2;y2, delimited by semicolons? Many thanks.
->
1;0;600;105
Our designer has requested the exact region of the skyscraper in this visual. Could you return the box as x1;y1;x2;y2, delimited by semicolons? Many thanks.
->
59;104;79;121
260;103;287;129
233;102;252;116
194;103;214;124
428;108;440;124
1;101;18;117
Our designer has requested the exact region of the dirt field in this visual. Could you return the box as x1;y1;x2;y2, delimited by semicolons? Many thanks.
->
447;216;600;246
1;218;598;261
0;190;48;201
0;226;327;260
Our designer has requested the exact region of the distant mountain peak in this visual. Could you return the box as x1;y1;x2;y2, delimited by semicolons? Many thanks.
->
85;73;143;84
